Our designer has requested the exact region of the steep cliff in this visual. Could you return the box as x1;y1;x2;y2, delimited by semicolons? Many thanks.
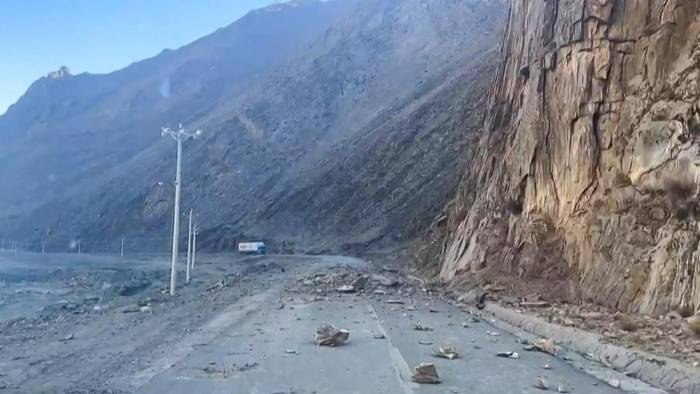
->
439;0;700;315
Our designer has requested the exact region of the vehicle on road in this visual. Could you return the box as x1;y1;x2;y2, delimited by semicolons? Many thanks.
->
238;241;266;255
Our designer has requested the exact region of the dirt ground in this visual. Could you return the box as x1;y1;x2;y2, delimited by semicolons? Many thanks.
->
0;252;279;392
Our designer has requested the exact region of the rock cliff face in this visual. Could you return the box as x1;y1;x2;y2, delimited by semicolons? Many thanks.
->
440;0;700;314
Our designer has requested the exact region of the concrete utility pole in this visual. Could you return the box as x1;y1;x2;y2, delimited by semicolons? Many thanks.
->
121;237;125;258
192;223;198;269
162;124;202;296
186;209;193;284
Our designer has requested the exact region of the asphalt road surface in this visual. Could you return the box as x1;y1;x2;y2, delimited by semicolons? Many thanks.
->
0;253;629;393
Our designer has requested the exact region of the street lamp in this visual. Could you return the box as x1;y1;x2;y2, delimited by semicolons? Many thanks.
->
162;124;202;296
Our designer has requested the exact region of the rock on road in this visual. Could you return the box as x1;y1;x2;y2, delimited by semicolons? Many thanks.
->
0;253;625;393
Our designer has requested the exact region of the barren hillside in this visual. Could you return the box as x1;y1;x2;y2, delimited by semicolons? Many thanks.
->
0;0;505;253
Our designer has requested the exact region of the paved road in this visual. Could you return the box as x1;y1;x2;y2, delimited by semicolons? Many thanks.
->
135;256;621;394
0;253;627;393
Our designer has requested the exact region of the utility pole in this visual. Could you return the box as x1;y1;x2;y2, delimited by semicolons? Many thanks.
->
121;237;125;258
186;209;193;284
192;223;198;269
162;124;202;296
41;240;45;254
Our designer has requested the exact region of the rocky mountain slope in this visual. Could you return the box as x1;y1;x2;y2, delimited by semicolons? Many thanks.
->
0;0;360;231
0;0;505;253
436;0;700;315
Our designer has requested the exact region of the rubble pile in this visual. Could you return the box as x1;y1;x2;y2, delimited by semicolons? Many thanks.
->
293;268;408;301
450;285;700;367
517;301;700;365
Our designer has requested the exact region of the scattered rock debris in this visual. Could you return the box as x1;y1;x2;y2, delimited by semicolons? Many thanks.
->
410;363;441;384
58;333;74;342
533;338;557;355
684;315;700;338
117;278;151;296
516;301;700;365
316;324;350;347
534;377;549;390
381;266;399;273
520;301;551;308
432;346;459;360
351;275;369;291
476;292;487;310
413;323;433;331
616;314;638;332
206;280;227;292
336;285;355;294
121;305;140;314
297;270;408;299
496;351;519;359
371;274;399;288
201;362;259;378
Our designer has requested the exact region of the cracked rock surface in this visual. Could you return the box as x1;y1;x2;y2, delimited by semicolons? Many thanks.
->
438;0;700;315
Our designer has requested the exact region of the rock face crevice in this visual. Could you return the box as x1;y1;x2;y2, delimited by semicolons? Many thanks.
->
440;0;700;314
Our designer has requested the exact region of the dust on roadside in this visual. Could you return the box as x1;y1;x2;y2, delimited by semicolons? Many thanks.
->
0;256;273;392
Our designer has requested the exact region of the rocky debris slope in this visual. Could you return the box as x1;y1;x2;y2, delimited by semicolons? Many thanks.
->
435;0;700;315
238;57;498;252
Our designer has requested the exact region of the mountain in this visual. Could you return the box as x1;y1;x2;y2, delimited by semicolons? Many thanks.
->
0;0;505;253
0;0;359;225
434;0;700;314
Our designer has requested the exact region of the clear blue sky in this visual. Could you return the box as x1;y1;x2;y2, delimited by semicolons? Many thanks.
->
0;0;279;114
